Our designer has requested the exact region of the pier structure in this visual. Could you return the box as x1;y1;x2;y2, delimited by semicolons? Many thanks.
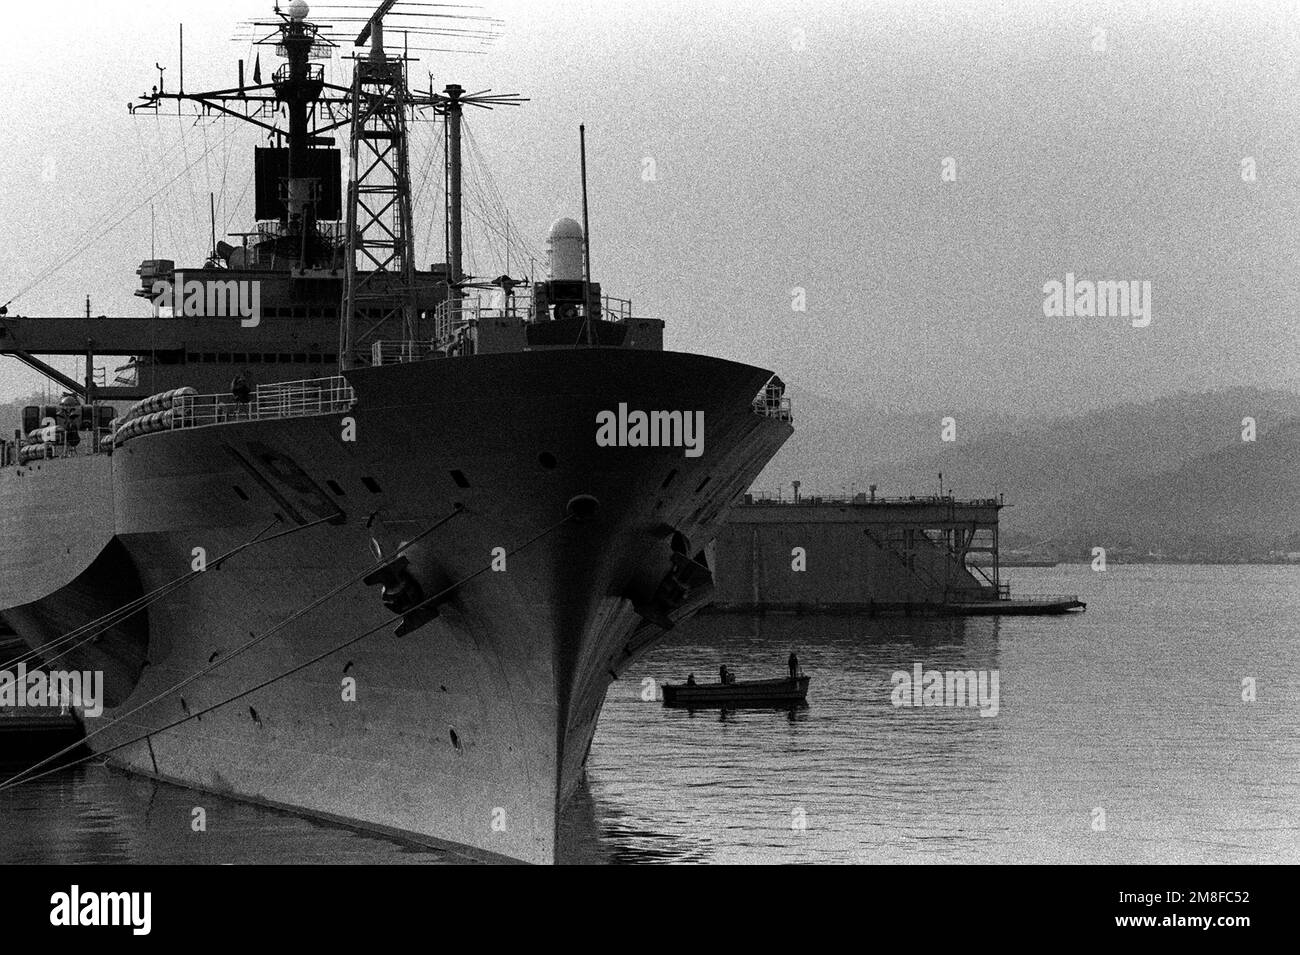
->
711;489;1083;615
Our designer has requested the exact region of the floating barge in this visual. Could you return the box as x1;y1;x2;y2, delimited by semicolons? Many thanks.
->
943;594;1085;615
710;489;1084;616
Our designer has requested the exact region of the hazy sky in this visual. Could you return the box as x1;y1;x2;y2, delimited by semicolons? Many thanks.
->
1;0;1298;415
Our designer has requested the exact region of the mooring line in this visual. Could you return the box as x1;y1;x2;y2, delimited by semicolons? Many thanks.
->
4;513;340;674
0;504;469;791
0;509;572;794
2;516;285;673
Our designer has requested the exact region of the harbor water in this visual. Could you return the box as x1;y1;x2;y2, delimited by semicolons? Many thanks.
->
2;564;1296;864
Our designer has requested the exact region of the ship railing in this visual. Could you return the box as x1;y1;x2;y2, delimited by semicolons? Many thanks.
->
434;299;498;341
434;292;637;339
744;492;1003;507
239;221;344;267
171;376;355;431
371;340;441;366
600;295;634;321
752;377;793;421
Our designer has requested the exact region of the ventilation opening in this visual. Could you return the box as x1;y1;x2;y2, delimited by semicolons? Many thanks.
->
232;485;249;501
361;476;382;494
661;468;678;489
450;469;470;489
695;476;712;493
325;479;345;496
538;452;558;470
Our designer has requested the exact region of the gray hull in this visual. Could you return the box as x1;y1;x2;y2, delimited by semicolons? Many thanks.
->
0;348;790;863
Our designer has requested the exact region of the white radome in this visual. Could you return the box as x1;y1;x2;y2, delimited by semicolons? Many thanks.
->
288;0;310;20
546;217;585;281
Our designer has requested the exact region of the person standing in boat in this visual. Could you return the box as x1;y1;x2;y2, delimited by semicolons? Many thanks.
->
719;664;729;685
788;652;799;678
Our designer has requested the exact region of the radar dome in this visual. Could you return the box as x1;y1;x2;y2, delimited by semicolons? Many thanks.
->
546;217;584;281
288;0;310;20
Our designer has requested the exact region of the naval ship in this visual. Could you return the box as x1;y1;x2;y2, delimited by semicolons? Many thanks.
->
0;1;792;863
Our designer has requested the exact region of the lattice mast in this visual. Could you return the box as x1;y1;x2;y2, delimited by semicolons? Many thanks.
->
340;0;420;368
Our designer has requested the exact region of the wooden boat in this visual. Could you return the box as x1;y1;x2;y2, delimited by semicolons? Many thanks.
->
661;675;810;708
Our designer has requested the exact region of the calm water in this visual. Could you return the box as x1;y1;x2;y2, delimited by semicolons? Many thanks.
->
2;564;1296;864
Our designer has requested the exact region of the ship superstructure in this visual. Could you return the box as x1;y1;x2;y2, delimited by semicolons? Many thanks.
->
0;1;792;862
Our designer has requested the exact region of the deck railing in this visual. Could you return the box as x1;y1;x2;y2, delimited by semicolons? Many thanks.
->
744;492;1001;507
371;340;440;366
752;377;793;421
173;376;355;431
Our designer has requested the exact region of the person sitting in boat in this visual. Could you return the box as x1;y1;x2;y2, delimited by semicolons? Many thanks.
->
686;673;696;685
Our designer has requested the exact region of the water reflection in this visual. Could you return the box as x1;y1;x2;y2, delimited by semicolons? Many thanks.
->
0;761;447;864
3;566;1297;865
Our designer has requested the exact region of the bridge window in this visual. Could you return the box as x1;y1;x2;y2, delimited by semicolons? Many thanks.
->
233;353;247;363
293;354;307;363
186;353;199;363
203;353;216;363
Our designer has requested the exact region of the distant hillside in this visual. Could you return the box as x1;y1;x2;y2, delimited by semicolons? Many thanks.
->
754;386;1300;556
1045;416;1300;553
753;384;1032;495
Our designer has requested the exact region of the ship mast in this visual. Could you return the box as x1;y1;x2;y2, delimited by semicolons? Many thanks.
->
280;8;323;245
130;1;343;270
340;0;420;368
129;1;525;369
444;83;465;285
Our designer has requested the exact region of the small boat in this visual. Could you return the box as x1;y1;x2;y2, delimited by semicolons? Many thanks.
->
661;674;810;708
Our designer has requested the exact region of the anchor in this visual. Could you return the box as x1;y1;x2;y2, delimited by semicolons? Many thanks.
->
631;546;715;630
363;515;450;637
